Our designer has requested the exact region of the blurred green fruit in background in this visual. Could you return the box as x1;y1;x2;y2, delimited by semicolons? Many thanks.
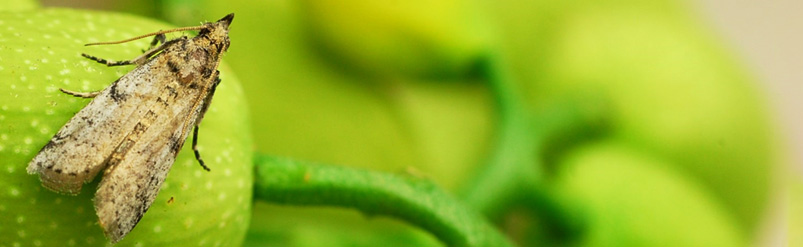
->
489;0;777;233
554;141;745;246
298;0;490;78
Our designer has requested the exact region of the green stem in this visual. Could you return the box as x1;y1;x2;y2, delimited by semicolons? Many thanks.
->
459;53;540;215
460;52;603;240
253;154;515;247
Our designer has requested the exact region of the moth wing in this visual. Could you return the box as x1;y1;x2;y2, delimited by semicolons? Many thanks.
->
27;63;164;194
92;81;209;243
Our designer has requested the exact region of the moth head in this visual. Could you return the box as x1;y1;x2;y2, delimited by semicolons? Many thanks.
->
217;13;234;29
199;13;234;52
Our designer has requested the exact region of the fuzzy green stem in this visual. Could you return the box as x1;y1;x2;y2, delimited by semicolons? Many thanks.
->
459;52;603;240
253;154;515;247
458;53;540;216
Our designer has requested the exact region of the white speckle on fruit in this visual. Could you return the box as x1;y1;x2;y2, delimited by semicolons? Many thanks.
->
45;75;53;81
46;109;55;115
199;238;208;246
33;240;42;246
205;181;213;190
59;69;71;75
7;165;14;173
55;198;62;204
0;145;5;152
184;218;194;228
62;78;70;85
162;182;170;189
41;58;49;63
10;188;20;197
67;239;76;246
16;230;25;238
218;221;226;229
153;225;162;233
12;242;20;247
237;196;244;204
0;65;4;71
24;59;31;64
224;168;232;177
29;198;37;205
237;179;244;189
135;242;144;247
86;22;96;32
217;192;227;201
194;170;202;178
221;210;231;219
24;137;32;145
31;119;39;127
10;84;16;89
0;106;6;112
15;48;23;53
43;34;52;39
60;58;68;64
49;221;58;229
47;50;54;55
19;75;27;81
85;236;96;244
29;65;38;71
46;85;58;92
22;106;30;112
16;215;24;223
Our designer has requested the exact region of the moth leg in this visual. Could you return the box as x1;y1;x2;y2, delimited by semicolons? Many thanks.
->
141;33;166;53
83;38;183;67
192;125;211;172
81;53;136;66
59;88;101;98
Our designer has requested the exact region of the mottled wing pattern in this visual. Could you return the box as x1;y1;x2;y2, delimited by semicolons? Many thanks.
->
92;40;221;243
27;62;165;195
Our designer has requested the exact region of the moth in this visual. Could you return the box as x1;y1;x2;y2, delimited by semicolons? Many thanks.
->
27;13;234;243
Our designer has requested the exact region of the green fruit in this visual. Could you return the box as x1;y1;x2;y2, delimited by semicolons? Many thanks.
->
554;142;746;246
492;1;776;231
297;0;489;78
0;9;253;246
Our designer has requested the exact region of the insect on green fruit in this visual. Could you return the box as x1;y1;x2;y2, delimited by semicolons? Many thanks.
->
27;13;234;243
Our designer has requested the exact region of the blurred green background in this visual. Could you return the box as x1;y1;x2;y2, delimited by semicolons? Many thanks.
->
4;0;799;246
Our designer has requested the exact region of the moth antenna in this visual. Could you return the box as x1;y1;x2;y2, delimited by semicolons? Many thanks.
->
85;25;209;46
